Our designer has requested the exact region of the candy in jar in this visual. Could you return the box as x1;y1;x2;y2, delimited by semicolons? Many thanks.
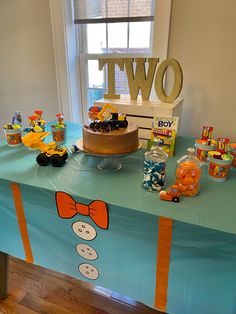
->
176;148;201;196
143;139;168;192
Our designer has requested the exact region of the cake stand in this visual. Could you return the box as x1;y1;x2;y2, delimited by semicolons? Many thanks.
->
76;139;142;171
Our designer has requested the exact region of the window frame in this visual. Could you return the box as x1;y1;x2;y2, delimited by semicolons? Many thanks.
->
49;0;172;123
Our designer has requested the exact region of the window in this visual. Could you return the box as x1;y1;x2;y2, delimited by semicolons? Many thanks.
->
73;0;155;122
49;0;171;123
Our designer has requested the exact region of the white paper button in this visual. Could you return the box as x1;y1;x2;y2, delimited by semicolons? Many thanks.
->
72;221;97;240
76;244;98;260
79;263;99;280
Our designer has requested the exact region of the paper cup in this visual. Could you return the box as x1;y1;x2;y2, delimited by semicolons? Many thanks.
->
230;144;236;168
50;125;66;146
4;128;22;147
195;141;216;165
207;156;232;182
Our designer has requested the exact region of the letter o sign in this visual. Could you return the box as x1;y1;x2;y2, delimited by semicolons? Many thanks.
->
155;59;183;103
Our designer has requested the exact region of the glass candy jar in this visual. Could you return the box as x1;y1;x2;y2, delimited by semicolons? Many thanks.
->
143;139;168;192
176;148;201;196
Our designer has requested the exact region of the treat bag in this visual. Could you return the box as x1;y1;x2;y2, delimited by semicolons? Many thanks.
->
143;139;168;192
176;148;201;196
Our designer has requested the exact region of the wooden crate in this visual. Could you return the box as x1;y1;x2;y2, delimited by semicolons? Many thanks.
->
95;95;183;148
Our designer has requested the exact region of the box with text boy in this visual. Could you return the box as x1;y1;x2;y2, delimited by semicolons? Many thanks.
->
148;116;179;157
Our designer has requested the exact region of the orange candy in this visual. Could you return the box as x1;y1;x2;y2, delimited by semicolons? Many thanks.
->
175;161;201;196
182;177;195;185
177;183;187;192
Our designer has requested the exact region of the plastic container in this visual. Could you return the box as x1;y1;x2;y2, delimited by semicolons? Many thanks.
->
230;143;236;168
3;127;22;147
195;139;216;165
176;148;201;196
50;125;67;146
143;139;168;192
207;154;233;182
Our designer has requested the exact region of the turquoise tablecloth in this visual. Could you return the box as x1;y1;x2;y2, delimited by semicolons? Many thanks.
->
0;122;235;235
0;122;236;314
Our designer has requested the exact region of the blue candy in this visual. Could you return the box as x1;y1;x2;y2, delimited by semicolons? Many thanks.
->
143;160;166;191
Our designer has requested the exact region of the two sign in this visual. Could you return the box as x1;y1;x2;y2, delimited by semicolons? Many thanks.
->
98;58;183;103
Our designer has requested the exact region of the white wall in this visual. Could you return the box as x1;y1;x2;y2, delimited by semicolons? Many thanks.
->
0;0;59;135
168;0;236;141
1;0;236;142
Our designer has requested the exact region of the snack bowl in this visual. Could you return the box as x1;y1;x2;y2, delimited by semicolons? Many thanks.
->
3;127;22;147
207;154;233;182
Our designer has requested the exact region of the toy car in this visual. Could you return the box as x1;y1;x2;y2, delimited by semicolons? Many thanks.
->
36;143;68;167
159;185;180;202
22;132;68;167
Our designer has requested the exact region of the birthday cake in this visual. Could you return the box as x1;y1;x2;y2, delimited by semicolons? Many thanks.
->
82;104;139;155
83;123;139;155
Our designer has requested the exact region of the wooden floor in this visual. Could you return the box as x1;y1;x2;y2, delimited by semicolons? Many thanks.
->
0;256;163;314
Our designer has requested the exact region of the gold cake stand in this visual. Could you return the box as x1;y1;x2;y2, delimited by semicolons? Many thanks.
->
77;139;142;171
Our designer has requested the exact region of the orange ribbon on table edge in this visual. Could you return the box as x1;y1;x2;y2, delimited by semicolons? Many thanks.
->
10;183;34;264
155;216;173;312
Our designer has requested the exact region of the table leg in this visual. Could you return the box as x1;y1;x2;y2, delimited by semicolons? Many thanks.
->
0;252;9;299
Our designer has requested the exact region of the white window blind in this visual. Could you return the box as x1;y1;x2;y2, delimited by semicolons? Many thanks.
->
73;0;155;24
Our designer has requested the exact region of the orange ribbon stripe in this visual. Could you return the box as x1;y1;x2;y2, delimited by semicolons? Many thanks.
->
155;216;173;312
10;183;34;264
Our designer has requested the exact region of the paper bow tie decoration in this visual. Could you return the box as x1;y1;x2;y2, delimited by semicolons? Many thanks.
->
55;191;109;229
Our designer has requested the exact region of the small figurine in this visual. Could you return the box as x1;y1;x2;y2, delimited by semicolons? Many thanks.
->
12;111;22;126
34;110;46;129
88;106;102;121
56;113;64;126
28;115;43;132
34;110;43;120
28;115;37;128
159;185;181;202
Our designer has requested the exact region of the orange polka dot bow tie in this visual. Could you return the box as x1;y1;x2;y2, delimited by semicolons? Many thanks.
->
55;192;109;229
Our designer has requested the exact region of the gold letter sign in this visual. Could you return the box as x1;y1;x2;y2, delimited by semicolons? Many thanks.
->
124;58;159;101
155;59;183;103
99;58;124;99
98;57;183;103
